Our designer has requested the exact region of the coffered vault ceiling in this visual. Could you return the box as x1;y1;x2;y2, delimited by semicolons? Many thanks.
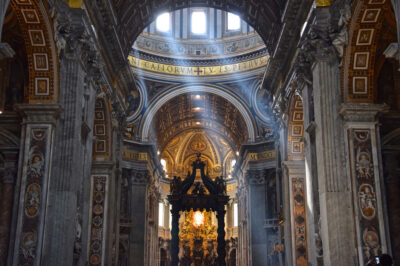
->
151;93;248;151
161;130;236;179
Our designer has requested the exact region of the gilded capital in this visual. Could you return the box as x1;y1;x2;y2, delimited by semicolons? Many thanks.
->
63;0;82;8
316;0;332;7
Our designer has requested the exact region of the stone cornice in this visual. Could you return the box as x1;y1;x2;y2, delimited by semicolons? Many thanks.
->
339;103;390;122
15;104;62;124
130;48;268;67
91;160;115;174
134;33;265;60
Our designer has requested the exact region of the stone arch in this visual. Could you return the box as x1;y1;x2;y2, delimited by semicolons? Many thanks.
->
92;97;112;160
110;0;283;55
287;94;304;160
139;84;257;142
5;0;59;104
342;0;395;103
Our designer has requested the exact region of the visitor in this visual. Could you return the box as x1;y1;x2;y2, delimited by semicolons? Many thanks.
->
366;254;393;266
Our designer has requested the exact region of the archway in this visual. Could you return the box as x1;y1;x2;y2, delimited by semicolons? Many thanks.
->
140;85;256;142
107;0;284;55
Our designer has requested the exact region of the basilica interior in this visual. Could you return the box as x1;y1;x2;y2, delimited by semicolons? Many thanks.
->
0;0;400;265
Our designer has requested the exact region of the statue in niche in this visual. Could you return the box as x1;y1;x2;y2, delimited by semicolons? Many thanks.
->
170;176;182;194
331;4;351;58
125;89;140;117
256;87;272;121
215;176;226;195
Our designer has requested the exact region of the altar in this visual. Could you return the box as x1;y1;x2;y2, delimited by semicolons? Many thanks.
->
168;154;229;266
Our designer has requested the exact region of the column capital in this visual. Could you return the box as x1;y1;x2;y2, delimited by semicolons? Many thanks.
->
128;169;149;185
15;104;62;124
339;103;389;122
282;160;305;175
245;169;266;185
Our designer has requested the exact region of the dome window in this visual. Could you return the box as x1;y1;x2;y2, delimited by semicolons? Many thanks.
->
156;13;171;33
191;11;207;35
227;13;241;31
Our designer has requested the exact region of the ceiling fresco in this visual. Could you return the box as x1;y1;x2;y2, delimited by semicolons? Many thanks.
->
161;130;236;180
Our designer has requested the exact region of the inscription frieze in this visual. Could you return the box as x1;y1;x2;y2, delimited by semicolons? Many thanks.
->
128;55;268;76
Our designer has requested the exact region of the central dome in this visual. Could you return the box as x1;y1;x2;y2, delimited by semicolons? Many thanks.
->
132;8;266;60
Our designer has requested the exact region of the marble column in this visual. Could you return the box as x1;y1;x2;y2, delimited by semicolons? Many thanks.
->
39;5;99;265
340;103;389;265
170;207;180;266
12;104;61;266
0;151;17;265
302;82;323;266
216;207;226;266
311;51;357;265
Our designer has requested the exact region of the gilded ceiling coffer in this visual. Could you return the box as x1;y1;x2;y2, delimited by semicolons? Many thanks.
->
168;153;229;266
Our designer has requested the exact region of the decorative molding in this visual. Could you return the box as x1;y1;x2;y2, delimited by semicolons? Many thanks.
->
10;0;58;103
93;98;111;160
290;177;308;265
133;34;265;59
247;150;276;162
88;175;108;266
14;125;53;265
342;0;391;102
346;127;387;264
